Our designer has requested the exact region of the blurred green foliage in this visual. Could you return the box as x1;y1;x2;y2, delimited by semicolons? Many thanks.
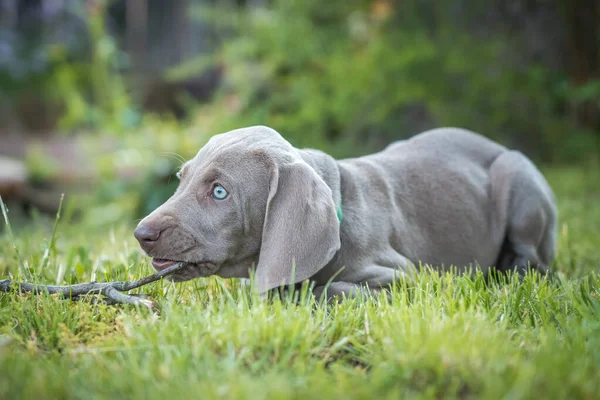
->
2;0;598;219
52;7;139;132
3;0;598;158
92;0;598;216
183;0;599;161
0;2;139;133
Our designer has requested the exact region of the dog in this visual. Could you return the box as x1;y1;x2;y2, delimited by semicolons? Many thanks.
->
134;126;557;299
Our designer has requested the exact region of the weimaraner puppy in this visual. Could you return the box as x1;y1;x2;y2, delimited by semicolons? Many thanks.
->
134;126;557;299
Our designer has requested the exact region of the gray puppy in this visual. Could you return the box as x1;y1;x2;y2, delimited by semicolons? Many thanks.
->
134;126;557;299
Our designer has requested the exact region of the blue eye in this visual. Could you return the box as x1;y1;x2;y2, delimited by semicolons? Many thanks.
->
212;185;229;200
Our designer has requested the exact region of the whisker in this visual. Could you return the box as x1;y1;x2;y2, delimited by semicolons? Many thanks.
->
156;152;187;165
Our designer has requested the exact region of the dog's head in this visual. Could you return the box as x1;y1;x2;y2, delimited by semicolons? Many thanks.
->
134;126;341;292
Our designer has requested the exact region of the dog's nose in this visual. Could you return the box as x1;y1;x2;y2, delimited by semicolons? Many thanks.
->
134;223;161;245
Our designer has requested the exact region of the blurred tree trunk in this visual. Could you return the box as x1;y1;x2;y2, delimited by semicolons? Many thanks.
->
564;0;600;132
0;0;17;27
175;0;190;64
127;0;147;71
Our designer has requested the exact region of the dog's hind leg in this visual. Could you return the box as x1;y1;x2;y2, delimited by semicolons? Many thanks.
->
490;151;557;276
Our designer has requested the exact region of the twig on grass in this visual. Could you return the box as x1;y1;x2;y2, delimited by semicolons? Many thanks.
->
0;262;185;309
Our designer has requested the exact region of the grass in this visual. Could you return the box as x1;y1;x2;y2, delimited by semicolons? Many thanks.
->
0;166;599;400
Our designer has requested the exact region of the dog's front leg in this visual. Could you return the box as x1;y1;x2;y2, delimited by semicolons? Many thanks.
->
311;281;370;303
312;265;409;303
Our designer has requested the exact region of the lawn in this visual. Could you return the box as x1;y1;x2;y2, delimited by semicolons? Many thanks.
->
0;166;599;400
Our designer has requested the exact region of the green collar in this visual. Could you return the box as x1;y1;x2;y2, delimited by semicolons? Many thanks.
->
336;204;343;224
336;191;343;224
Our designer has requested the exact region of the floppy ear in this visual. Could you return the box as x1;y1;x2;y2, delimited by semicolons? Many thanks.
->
255;161;341;292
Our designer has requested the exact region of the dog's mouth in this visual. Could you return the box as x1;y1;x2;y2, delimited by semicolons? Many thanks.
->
151;258;178;270
151;257;219;275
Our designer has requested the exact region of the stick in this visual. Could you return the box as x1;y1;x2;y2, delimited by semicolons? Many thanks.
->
0;262;185;309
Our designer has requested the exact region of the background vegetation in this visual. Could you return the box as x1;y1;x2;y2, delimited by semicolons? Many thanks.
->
2;0;599;217
0;0;599;398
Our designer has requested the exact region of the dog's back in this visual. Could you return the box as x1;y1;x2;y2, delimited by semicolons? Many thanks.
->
337;127;556;274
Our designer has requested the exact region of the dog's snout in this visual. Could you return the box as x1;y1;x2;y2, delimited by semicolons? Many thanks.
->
134;223;161;246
